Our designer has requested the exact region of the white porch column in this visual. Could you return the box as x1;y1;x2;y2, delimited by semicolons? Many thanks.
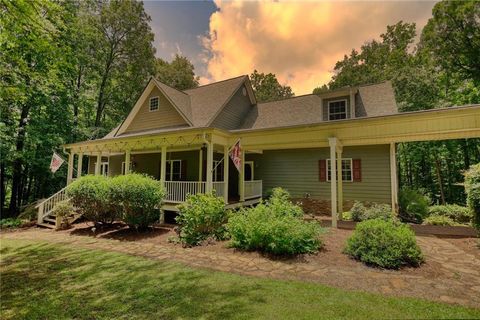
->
336;146;343;220
239;148;245;202
160;146;167;186
67;152;75;184
206;142;213;192
77;152;83;179
390;142;398;214
198;149;203;182
124;149;131;174
95;153;101;175
328;138;338;228
223;145;229;204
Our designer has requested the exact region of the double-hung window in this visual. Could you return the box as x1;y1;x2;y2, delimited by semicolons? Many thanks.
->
328;99;347;120
213;160;224;182
326;158;353;182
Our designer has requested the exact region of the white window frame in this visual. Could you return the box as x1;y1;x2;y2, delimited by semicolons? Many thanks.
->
327;99;348;121
244;161;254;181
166;159;182;181
326;158;353;182
213;160;224;182
100;161;109;177
121;162;133;174
149;96;159;112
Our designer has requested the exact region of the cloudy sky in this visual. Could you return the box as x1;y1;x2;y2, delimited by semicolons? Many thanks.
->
144;0;437;95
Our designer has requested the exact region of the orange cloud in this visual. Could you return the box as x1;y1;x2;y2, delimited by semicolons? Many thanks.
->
201;0;436;94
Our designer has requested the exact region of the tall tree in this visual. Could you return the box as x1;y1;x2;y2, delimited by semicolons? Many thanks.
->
155;54;199;90
90;0;156;131
249;70;294;103
421;1;480;85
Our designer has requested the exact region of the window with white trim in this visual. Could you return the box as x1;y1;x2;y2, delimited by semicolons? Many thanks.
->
326;158;352;182
213;160;224;182
149;96;159;111
166;160;182;181
244;161;254;181
121;162;133;174
328;99;347;120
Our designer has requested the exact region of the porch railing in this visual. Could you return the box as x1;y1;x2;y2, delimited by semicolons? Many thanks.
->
245;180;263;199
212;181;225;199
165;181;206;203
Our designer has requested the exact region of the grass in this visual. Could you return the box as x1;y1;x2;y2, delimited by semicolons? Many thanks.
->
1;239;479;319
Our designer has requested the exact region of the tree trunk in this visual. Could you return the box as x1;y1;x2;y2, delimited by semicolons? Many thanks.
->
434;158;446;205
72;65;83;142
95;46;115;128
9;101;31;215
0;161;6;218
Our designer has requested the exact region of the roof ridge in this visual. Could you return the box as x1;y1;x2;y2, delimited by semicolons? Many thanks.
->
153;78;189;96
185;75;247;91
257;93;318;105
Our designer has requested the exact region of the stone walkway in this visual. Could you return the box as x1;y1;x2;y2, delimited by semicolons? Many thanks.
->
1;226;479;308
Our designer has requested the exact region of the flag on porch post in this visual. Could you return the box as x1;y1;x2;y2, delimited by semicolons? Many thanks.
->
229;140;242;172
49;152;64;173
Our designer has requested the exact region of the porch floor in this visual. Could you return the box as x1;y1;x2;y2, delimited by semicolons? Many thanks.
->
162;197;261;212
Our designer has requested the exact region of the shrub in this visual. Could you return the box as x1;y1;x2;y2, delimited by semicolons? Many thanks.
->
66;175;116;225
344;219;424;269
0;218;23;229
427;204;472;224
227;188;323;255
423;215;458;226
464;163;480;231
350;201;393;222
52;201;74;229
110;174;165;230
398;188;430;223
18;202;38;221
176;193;228;246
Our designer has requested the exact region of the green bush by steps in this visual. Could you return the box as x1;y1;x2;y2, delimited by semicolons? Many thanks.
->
176;193;228;246
344;219;424;269
66;175;116;225
227;188;323;255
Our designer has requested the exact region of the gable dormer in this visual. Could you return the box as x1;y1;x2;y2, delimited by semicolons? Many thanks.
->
116;79;192;135
320;88;356;121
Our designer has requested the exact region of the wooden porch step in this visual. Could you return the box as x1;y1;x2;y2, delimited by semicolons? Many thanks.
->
37;222;55;229
44;217;56;223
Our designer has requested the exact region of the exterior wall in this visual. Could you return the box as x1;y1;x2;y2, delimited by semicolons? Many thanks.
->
249;145;391;204
322;95;351;121
125;86;187;133
210;84;253;130
109;155;123;176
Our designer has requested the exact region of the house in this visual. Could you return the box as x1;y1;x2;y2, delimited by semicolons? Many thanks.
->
37;75;480;227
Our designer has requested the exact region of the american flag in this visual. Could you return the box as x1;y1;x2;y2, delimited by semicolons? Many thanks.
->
229;140;242;172
49;152;64;173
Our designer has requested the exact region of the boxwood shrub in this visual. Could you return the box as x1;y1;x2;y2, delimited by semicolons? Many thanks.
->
464;163;480;232
427;204;472;224
344;219;424;269
110;174;165;230
422;215;458;226
176;193;228;246
227;188;323;255
66;175;116;225
350;201;393;222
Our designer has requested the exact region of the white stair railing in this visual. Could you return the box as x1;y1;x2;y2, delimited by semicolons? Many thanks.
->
36;186;69;224
244;180;263;199
212;181;225;199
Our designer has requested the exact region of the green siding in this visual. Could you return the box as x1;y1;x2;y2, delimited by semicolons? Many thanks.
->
249;145;391;204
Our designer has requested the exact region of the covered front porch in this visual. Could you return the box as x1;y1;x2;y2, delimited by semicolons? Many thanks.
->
66;129;263;210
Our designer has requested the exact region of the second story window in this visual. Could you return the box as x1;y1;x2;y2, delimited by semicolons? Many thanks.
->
149;96;159;112
328;99;347;120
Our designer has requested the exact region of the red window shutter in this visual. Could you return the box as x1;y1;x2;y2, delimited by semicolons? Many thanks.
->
318;160;327;182
181;160;187;181
353;159;362;182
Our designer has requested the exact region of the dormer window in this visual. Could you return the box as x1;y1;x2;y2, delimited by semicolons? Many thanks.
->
328;99;347;120
149;96;159;112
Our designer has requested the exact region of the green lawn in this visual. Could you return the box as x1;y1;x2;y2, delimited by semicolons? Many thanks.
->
1;239;479;320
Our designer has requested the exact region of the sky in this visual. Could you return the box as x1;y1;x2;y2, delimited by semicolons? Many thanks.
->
144;0;437;95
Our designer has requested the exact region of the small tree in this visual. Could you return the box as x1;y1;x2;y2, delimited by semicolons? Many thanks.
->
464;163;480;232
